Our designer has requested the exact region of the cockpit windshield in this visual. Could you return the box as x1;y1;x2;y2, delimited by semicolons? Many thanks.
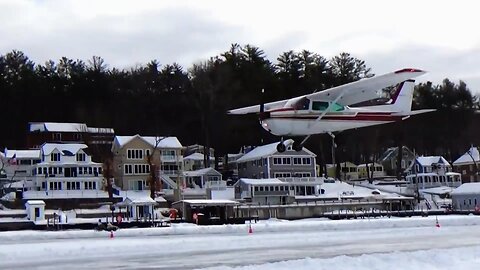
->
290;97;310;110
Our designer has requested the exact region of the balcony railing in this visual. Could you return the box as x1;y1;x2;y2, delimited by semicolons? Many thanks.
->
279;177;324;184
161;155;181;162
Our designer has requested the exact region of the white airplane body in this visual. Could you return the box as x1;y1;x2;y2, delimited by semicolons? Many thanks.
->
229;68;434;151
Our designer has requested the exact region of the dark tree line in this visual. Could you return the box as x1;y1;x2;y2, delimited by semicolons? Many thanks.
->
0;45;479;167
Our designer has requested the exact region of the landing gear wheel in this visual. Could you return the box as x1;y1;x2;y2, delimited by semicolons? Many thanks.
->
292;141;303;152
276;142;286;153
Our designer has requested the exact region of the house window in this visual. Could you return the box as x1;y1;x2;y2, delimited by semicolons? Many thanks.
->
124;164;133;174
76;153;86;162
145;149;151;157
274;172;291;178
161;164;179;172
302;158;311;165
51;153;61;162
282;157;291;164
53;133;62;141
134;164;150;174
294;172;311;178
293;157;302;165
127;149;144;159
74;133;82;140
20;159;32;165
162;150;176;156
273;158;282;165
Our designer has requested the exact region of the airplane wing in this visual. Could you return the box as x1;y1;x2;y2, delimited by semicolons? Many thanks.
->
228;99;290;114
228;68;426;114
306;68;426;106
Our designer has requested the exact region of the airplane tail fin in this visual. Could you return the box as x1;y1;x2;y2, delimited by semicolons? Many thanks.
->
389;79;415;115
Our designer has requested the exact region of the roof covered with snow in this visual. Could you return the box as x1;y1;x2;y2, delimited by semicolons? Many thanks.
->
114;135;182;149
357;163;382;168
29;122;88;132
28;122;114;134
453;146;480;165
87;127;115;134
236;178;285;186
124;196;157;205
184;167;221;177
451;183;480;195
184;152;214;161
3;149;41;159
25;200;46;205
41;143;88;156
236;139;315;163
416;156;450;166
420;186;455;195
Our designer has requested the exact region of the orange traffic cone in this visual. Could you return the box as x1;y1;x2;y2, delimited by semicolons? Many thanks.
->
435;216;440;228
110;230;114;238
248;224;253;234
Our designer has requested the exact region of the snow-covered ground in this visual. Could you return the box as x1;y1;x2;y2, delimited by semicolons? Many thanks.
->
1;215;480;269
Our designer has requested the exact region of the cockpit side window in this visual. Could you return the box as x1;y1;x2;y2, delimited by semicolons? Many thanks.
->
311;101;344;111
331;103;344;111
312;101;329;111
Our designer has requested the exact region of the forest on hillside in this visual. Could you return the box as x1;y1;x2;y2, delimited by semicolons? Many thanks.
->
0;44;478;168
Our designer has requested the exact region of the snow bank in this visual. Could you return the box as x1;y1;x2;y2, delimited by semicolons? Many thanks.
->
1;215;479;242
202;245;480;270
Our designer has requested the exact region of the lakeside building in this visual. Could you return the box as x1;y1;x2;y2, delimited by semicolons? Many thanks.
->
111;135;183;191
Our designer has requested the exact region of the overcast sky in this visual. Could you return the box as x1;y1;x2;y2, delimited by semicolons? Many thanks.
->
1;0;479;93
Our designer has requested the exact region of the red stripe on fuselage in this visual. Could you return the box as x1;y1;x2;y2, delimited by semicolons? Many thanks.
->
269;113;402;121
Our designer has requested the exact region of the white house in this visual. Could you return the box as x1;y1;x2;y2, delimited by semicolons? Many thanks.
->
183;152;214;171
184;167;223;189
406;156;461;189
451;183;480;211
31;143;104;192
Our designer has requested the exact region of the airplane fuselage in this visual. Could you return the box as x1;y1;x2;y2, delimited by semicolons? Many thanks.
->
261;107;403;136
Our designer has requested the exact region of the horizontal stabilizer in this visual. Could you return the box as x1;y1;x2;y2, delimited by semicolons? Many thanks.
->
392;109;436;116
409;109;437;115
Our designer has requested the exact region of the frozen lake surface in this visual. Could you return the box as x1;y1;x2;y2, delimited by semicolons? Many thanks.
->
1;215;480;269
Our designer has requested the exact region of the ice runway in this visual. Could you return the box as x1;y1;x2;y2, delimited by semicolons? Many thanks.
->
1;216;480;269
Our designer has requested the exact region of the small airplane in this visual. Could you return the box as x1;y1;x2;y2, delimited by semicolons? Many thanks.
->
228;68;435;152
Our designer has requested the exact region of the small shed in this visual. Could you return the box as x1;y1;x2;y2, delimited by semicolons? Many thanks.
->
118;196;158;221
25;200;45;221
451;183;480;211
171;199;239;225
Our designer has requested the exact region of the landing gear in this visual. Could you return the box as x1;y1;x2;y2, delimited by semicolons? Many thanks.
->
292;141;303;152
292;135;312;152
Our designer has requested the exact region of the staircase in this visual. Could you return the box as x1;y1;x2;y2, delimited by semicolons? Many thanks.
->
159;173;177;189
